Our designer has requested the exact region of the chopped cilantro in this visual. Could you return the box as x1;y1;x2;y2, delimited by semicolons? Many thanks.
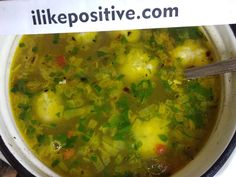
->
19;42;25;48
169;27;204;44
37;134;48;145
44;55;53;61
71;47;79;55
90;154;97;162
120;35;128;44
11;79;32;96
159;134;168;142
54;134;78;148
32;46;38;53
64;136;78;148
18;103;31;120
97;51;107;57
92;83;102;94
81;129;94;142
131;80;153;102
51;159;60;167
26;126;35;138
185;80;213;100
52;34;60;44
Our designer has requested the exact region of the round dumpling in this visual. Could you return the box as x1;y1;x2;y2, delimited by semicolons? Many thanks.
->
171;40;210;67
119;48;158;82
34;91;64;123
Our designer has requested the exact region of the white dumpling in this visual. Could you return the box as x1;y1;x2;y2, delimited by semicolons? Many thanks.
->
34;91;64;123
171;40;210;67
119;48;158;82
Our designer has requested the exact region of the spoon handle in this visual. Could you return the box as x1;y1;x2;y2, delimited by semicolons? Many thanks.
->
185;59;236;79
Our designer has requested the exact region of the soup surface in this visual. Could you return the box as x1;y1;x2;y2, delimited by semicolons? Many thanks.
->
9;27;220;177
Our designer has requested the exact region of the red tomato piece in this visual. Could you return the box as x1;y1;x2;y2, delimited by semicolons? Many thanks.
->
155;144;167;155
56;55;66;67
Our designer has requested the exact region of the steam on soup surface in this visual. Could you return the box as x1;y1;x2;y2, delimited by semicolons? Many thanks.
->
10;27;220;177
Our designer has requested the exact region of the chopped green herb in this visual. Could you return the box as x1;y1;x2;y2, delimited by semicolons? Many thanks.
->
81;129;94;142
64;136;78;148
169;27;204;44
56;112;61;118
120;35;128;44
159;79;172;91
71;47;79;55
97;51;107;57
116;74;125;80
186;80;213;100
32;46;38;53
52;34;60;44
55;134;67;145
90;154;98;162
131;80;153;102
37;134;48;145
116;96;129;110
19;42;25;48
44;55;53;61
11;79;31;95
26;126;35;137
78;118;86;132
18;103;31;120
92;83;102;94
132;141;143;150
51;159;60;167
158;134;168;142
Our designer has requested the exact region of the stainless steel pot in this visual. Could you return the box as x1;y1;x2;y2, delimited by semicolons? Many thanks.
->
0;25;236;177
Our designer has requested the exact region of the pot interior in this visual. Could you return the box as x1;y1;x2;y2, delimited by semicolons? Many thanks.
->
0;26;236;177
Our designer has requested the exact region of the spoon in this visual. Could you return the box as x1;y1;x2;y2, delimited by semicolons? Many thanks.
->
184;58;236;79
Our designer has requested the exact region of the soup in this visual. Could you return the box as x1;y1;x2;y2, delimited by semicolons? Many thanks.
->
9;27;220;177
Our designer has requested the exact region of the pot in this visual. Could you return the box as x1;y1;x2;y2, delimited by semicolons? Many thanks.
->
0;25;236;177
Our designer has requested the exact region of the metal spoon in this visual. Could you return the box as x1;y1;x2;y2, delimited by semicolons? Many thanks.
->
184;58;236;79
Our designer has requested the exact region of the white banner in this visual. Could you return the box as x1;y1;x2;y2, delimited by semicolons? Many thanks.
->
0;0;236;34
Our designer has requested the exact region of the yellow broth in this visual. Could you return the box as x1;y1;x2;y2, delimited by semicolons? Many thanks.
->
9;27;220;177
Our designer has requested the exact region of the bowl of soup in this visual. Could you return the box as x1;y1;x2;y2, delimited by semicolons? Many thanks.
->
0;25;236;177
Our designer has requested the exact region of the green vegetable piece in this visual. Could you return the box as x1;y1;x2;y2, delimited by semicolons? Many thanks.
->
131;80;153;102
32;46;38;53
18;103;31;120
55;134;67;145
186;80;213;100
18;103;30;111
71;47;79;55
120;35;128;44
116;74;125;80
54;134;77;148
169;27;204;44
64;136;78;148
90;154;98;162
37;134;47;145
116;96;129;110
52;34;60;44
11;79;32;96
132;141;143;150
147;34;165;50
64;106;92;120
44;55;53;61
97;51;107;57
19;42;25;48
78;118;86;132
92;83;102;94
51;159;60;167
26;126;35;138
81;129;94;142
160;80;172;91
158;134;168;142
